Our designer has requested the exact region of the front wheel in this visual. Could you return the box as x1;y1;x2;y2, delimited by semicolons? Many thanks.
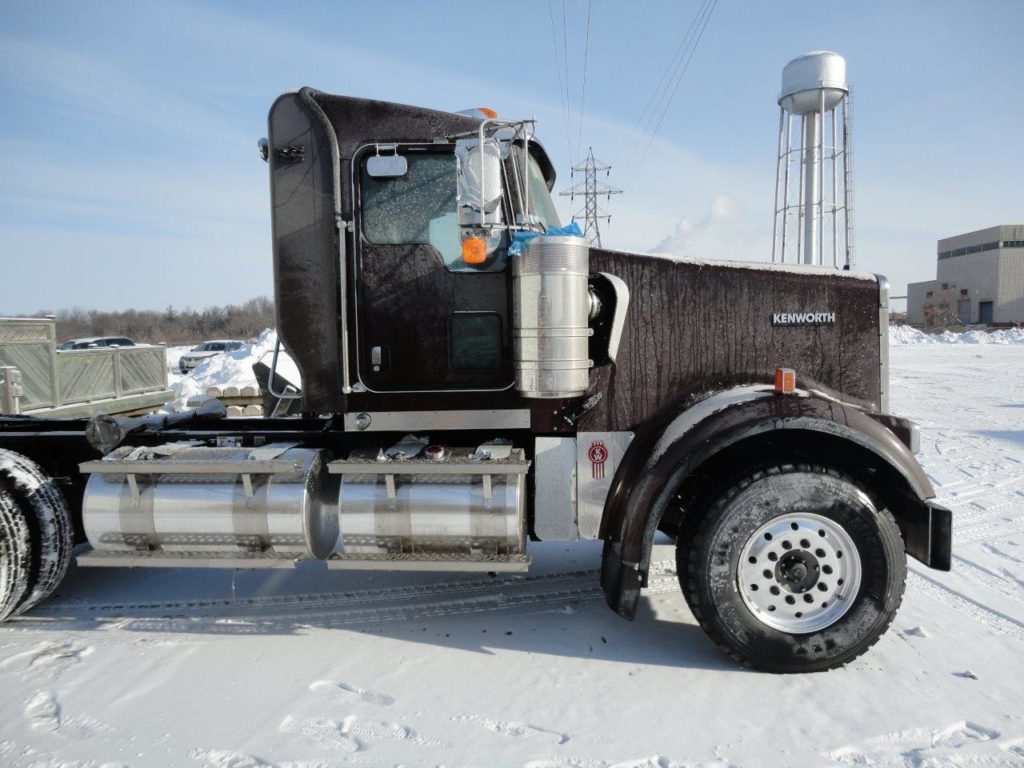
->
680;464;906;672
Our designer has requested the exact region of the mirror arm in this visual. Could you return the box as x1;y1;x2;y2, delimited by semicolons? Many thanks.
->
478;119;490;226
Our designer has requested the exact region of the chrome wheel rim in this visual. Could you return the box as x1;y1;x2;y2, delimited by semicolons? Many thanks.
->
737;512;861;633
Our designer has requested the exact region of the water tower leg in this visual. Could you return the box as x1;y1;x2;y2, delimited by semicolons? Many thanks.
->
771;108;785;262
802;111;820;265
781;113;793;262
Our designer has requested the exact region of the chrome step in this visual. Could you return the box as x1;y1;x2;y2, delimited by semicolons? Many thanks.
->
76;548;300;570
75;548;532;573
327;552;532;572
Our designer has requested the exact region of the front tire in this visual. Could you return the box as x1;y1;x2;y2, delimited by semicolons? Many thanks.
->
680;464;906;672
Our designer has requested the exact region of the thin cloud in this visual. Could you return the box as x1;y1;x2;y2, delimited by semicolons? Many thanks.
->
0;36;232;145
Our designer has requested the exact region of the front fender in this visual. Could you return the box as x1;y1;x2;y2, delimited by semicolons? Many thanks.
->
599;387;945;619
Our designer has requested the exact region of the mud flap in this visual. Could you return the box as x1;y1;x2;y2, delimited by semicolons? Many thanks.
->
898;500;952;571
601;540;642;620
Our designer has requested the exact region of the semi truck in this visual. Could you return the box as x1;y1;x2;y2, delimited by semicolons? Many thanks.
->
0;88;951;672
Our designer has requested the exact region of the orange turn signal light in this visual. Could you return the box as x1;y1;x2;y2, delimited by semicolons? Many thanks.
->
774;367;796;394
462;237;487;265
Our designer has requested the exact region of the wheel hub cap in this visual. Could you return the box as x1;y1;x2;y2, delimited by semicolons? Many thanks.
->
737;512;862;633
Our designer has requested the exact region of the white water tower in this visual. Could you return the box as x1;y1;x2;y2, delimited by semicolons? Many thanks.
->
771;51;853;268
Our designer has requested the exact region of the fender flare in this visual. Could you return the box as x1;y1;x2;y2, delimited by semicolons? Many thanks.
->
599;387;945;619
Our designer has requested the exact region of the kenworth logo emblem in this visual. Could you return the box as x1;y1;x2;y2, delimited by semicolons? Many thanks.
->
772;311;836;326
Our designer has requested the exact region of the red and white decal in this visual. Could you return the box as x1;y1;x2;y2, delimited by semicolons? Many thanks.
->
588;441;609;479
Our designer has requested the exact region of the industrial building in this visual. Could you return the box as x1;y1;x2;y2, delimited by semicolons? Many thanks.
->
908;225;1024;326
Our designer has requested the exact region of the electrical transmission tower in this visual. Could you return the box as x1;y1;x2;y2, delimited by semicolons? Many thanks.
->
560;148;622;247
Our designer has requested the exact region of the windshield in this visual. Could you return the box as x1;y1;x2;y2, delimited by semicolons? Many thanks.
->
194;342;225;352
510;146;560;231
525;153;560;230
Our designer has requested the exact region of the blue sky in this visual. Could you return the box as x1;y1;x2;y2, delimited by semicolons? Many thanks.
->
1;0;1021;314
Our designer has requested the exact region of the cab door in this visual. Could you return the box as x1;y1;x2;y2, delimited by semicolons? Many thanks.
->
353;145;513;393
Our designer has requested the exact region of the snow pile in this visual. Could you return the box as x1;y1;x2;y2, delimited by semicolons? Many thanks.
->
889;325;1024;346
956;327;1024;344
889;325;934;345
166;329;300;412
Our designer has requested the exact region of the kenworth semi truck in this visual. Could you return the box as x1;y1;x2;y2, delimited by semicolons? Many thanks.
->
0;88;951;672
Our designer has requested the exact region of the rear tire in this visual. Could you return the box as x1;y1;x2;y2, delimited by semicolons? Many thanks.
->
0;449;74;616
0;486;32;620
680;464;906;672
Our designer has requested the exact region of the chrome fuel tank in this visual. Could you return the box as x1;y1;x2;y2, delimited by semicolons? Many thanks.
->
330;446;528;557
82;444;337;559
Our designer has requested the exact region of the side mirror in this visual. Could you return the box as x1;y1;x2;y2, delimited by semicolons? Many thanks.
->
366;154;408;178
456;137;504;224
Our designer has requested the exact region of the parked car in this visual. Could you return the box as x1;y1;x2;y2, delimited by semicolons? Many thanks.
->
178;340;245;374
59;336;136;350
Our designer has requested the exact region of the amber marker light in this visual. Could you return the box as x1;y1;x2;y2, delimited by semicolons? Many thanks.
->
462;237;487;265
774;367;796;394
477;107;498;119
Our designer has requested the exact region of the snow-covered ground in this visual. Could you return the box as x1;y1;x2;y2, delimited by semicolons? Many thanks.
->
2;345;1024;767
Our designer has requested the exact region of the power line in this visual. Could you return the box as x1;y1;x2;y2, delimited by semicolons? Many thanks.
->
614;0;718;201
610;0;712;169
612;0;717;191
623;0;717;191
577;0;592;161
547;0;574;164
561;0;574;161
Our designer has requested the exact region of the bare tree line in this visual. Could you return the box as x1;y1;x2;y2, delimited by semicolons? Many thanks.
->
36;297;276;345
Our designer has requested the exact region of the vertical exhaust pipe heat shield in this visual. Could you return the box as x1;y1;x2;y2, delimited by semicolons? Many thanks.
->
513;236;592;398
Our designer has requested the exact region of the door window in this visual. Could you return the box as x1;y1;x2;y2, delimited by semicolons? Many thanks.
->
360;151;505;272
450;312;502;371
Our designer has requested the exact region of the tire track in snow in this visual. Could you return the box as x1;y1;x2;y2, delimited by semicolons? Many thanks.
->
34;565;681;629
36;562;675;617
955;515;1024;546
908;571;1024;644
945;490;1024;523
951;556;1024;607
171;574;681;628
